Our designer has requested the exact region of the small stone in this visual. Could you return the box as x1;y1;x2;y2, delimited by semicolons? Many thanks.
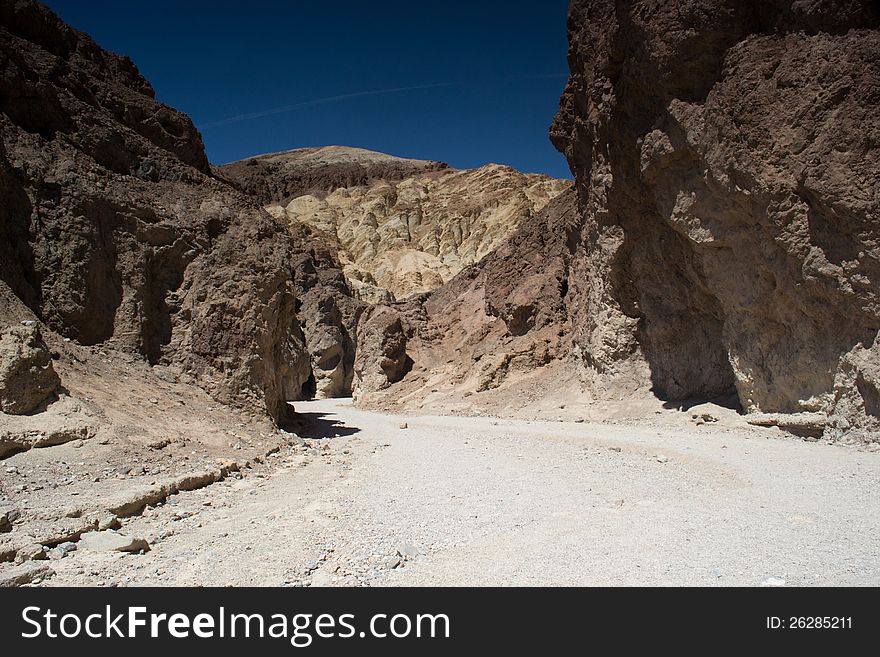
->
396;543;419;559
0;507;21;531
217;458;239;471
148;398;159;404
608;447;622;453
399;422;408;429
47;547;66;560
655;455;669;463
760;576;786;587
381;556;401;570
98;514;120;531
15;543;47;564
691;412;719;424
79;530;150;553
309;570;336;587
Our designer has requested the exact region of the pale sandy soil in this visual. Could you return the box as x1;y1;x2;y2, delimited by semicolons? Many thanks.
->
35;398;880;587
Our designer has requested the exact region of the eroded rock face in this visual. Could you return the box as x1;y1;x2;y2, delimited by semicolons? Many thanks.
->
828;342;880;441
223;146;567;398
551;0;880;439
224;146;571;304
289;226;363;399
0;322;60;414
352;304;412;397
0;0;356;421
353;190;578;407
266;162;570;302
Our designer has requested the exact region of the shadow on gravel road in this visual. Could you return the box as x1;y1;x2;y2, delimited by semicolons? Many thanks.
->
286;411;361;439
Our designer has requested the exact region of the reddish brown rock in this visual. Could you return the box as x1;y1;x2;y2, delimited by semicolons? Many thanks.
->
353;189;578;407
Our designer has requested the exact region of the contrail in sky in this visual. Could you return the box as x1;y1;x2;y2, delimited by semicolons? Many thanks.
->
198;82;459;130
197;74;568;130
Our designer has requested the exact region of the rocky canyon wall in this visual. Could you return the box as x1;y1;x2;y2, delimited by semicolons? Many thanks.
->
0;0;359;422
352;189;579;412
224;148;569;304
551;0;880;440
5;0;878;442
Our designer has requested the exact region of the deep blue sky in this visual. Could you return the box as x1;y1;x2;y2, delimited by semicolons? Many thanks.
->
44;0;572;178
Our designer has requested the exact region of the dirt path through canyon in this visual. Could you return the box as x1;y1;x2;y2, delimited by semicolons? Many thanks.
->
44;399;880;587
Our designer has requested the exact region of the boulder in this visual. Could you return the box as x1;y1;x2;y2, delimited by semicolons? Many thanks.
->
353;305;412;396
0;323;60;414
79;530;149;553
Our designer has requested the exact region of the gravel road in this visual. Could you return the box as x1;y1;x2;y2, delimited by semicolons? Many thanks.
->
45;399;880;587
